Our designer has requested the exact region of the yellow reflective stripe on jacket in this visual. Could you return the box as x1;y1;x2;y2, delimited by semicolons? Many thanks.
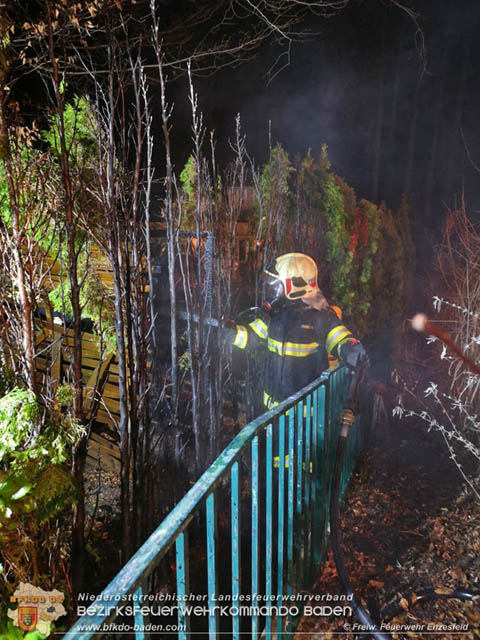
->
233;325;248;349
268;338;318;357
326;325;353;355
273;455;313;472
249;318;268;340
284;341;318;357
274;454;289;468
264;392;314;420
267;337;283;355
264;390;279;408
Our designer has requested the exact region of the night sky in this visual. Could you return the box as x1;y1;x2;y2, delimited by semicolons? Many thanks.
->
10;0;480;260
168;0;480;243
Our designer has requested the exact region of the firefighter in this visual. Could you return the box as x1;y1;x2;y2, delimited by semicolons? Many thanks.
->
226;252;368;410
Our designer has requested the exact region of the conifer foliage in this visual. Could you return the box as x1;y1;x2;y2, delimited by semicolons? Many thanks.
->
259;144;414;335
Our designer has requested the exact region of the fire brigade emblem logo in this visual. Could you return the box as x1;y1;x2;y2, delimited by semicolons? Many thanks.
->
18;606;38;631
8;582;66;636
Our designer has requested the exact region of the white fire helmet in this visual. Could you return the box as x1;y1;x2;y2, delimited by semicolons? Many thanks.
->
263;253;319;304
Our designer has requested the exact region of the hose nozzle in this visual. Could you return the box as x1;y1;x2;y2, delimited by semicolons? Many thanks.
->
411;313;480;377
339;408;356;436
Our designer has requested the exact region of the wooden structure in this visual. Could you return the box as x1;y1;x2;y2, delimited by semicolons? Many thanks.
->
35;245;122;470
35;315;121;470
30;221;170;472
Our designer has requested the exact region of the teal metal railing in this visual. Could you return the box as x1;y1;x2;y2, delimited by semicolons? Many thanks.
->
64;365;364;639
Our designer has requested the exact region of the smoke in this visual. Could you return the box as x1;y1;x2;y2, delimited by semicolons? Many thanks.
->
165;0;480;228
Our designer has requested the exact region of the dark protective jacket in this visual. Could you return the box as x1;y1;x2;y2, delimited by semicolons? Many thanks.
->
230;301;357;408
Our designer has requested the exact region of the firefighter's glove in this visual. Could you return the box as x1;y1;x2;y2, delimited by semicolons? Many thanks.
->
340;341;369;370
222;317;235;330
221;317;237;345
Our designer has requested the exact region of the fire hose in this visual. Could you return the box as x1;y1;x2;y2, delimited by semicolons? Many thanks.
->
329;317;480;638
329;365;390;640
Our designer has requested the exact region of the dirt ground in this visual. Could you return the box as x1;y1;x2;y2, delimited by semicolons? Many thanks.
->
294;408;480;640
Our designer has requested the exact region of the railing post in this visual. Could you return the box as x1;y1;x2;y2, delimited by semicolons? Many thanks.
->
206;493;218;639
276;413;286;638
265;423;273;637
325;370;337;541
251;435;260;639
286;407;295;602
134;581;150;640
176;532;190;640
312;384;327;574
295;400;304;591
231;461;241;640
303;392;312;587
286;405;296;638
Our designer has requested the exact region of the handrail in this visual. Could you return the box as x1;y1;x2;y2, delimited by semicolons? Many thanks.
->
64;365;363;639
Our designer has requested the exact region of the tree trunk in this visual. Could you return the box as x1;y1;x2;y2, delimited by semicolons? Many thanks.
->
404;75;421;200
111;247;131;562
424;45;448;222
71;437;88;598
387;45;401;200
444;29;471;204
46;1;86;593
372;64;385;203
46;0;83;419
0;88;37;394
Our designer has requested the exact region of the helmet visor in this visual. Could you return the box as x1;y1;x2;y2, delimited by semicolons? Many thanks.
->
260;268;284;309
